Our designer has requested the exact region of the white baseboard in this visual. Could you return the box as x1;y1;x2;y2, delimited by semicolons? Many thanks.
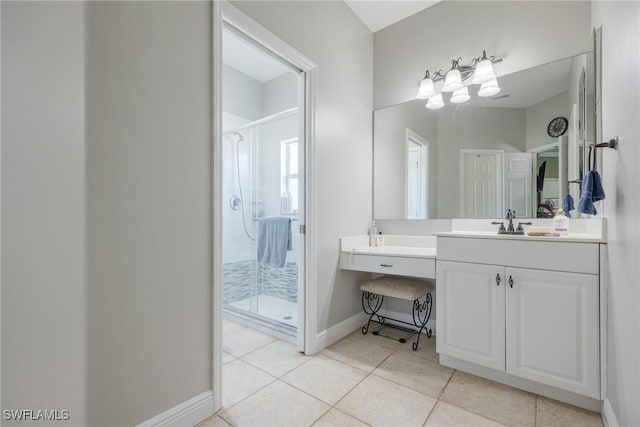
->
601;399;619;427
136;390;214;427
378;308;436;336
310;308;437;355
310;312;367;354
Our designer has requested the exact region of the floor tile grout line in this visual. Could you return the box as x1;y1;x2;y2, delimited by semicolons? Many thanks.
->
421;398;440;427
238;343;314;378
366;368;451;402
221;374;278;412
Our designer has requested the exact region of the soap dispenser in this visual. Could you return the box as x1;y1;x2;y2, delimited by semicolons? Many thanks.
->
369;220;378;246
553;209;569;235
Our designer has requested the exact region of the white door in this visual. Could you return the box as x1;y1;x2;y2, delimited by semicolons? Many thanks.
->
437;261;506;371
406;130;428;219
460;151;503;218
505;267;599;398
504;153;532;218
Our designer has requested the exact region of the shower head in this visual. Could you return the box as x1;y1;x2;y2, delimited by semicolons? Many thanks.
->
233;131;245;143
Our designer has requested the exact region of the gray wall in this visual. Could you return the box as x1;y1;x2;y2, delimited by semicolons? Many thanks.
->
231;1;374;335
525;91;570;150
374;101;438;219
436;107;526;218
85;2;212;425
1;2;86;425
373;1;592;109
591;2;640;426
223;64;264;121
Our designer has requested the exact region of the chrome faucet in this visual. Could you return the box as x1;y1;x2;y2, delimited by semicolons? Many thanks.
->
492;209;531;235
506;209;515;233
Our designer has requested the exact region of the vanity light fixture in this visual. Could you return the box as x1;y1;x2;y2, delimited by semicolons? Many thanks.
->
425;93;445;110
416;70;437;99
442;60;464;92
477;78;501;97
450;86;471;104
415;50;503;107
471;51;497;84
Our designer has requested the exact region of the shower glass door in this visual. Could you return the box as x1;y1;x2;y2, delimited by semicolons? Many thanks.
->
222;26;303;336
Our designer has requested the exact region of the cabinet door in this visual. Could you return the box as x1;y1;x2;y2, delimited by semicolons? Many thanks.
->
437;261;505;371
505;267;599;398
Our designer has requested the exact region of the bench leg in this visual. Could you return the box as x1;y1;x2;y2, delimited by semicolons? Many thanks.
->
412;292;433;350
361;291;384;335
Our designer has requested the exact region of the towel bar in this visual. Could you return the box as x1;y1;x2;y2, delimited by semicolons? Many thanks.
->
591;136;618;150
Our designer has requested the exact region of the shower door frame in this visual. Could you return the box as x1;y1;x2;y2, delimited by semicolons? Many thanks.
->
212;0;318;413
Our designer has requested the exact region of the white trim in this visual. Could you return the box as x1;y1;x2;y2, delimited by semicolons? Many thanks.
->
599;244;608;400
0;1;3;421
526;141;559;154
601;399;619;427
311;312;367;354
459;149;505;217
311;309;436;355
213;1;319;413
211;0;223;413
135;391;214;427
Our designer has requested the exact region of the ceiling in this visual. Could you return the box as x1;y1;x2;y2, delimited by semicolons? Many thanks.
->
223;29;293;83
345;0;441;33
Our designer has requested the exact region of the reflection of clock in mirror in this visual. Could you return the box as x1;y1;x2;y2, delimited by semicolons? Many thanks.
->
547;116;568;137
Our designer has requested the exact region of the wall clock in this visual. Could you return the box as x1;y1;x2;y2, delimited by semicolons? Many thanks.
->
547;116;568;137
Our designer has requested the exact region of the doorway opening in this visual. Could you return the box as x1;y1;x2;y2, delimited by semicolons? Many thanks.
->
221;25;305;342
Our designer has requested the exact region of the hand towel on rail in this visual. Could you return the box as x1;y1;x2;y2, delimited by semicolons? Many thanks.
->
257;216;292;268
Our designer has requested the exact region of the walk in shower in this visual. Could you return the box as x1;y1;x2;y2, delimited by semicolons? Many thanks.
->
222;26;302;336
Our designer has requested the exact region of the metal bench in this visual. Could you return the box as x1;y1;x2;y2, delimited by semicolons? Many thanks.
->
360;276;434;350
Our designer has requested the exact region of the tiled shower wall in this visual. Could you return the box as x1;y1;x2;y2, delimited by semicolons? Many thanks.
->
223;260;298;304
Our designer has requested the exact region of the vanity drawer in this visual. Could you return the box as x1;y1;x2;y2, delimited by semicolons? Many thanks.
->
340;253;436;278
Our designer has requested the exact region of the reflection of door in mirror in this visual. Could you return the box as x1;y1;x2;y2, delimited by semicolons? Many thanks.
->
406;129;429;219
460;150;503;218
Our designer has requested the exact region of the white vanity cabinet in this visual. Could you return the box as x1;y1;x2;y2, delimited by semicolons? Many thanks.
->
436;236;601;400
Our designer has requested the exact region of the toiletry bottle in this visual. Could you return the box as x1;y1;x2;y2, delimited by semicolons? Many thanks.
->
553;209;569;235
369;220;378;246
375;232;385;247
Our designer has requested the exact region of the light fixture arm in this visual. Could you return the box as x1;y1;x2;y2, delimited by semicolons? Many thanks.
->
419;51;503;84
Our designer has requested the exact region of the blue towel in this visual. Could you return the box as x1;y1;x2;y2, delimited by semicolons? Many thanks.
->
577;171;606;215
256;216;292;268
563;194;575;218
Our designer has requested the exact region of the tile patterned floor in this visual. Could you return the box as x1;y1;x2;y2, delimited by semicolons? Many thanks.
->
199;320;604;427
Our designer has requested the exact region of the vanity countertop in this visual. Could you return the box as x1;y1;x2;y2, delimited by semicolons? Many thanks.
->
434;231;606;244
340;235;437;259
343;245;436;258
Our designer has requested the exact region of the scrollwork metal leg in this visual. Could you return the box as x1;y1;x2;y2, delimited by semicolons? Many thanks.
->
361;291;384;334
411;293;432;350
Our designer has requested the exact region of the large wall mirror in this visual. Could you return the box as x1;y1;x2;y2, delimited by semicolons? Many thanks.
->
374;52;595;220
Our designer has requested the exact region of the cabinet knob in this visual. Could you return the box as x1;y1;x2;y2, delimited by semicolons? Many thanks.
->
495;274;501;286
380;264;393;268
508;276;514;288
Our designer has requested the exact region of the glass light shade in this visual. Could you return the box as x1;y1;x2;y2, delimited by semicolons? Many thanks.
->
416;77;436;99
477;78;500;97
442;69;463;92
472;59;496;84
450;86;470;104
426;93;444;109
